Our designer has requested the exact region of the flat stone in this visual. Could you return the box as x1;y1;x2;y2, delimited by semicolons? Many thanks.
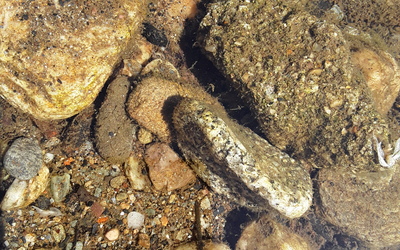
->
0;0;146;120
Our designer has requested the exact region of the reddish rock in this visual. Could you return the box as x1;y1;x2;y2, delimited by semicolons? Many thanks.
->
144;143;196;191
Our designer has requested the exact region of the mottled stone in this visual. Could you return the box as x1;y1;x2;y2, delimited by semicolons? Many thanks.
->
198;0;400;245
127;60;219;142
3;137;43;180
0;0;146;120
173;98;312;218
50;173;71;202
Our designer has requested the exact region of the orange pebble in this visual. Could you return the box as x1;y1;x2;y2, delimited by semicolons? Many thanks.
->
97;216;109;223
63;157;75;165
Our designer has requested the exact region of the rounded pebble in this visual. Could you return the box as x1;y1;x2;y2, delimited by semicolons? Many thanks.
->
105;228;120;241
127;211;145;229
3;138;43;180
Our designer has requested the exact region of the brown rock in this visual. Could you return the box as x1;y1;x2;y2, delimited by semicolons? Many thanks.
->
144;143;196;191
127;69;219;142
138;233;150;249
318;166;400;248
95;77;137;164
236;215;311;250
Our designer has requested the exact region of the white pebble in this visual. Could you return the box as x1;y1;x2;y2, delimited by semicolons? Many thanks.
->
127;211;145;229
43;153;55;163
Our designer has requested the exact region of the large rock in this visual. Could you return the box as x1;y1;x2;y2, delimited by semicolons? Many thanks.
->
0;0;146;120
173;98;312;218
198;0;400;246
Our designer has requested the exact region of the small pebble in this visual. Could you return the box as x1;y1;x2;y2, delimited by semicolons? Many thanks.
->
51;173;71;202
138;233;150;248
3;137;43;180
127;211;145;229
75;241;83;250
51;224;66;243
116;192;128;201
43;153;55;163
105;228;120;241
110;176;127;189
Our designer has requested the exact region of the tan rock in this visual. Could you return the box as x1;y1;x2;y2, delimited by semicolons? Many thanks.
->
105;228;120;241
1;165;50;210
144;143;196;191
127;71;218;142
236;215;310;250
124;156;151;191
174;240;230;250
0;0;146;120
351;47;400;116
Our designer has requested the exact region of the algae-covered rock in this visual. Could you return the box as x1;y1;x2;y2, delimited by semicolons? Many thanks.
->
236;214;311;250
198;0;400;246
0;0;146;120
95;77;137;164
127;60;219;142
319;166;400;248
173;98;312;218
197;0;394;170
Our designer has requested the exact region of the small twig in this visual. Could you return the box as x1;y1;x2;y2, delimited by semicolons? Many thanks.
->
194;200;204;250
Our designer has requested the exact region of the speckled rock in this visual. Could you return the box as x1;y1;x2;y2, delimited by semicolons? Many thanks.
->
1;165;49;210
173;98;312;218
236;215;311;250
0;0;146;120
95;77;137;164
3;138;43;180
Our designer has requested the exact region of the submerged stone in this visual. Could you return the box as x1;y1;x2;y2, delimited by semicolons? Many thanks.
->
173;98;312;218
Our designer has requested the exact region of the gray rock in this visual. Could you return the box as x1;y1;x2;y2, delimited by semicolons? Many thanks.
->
3;138;43;180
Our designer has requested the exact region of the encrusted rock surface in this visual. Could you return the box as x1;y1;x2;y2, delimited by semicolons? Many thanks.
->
198;0;400;246
173;98;312;218
0;0;146;120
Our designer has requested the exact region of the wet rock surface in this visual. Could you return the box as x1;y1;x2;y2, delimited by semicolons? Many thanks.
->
95;76;137;164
